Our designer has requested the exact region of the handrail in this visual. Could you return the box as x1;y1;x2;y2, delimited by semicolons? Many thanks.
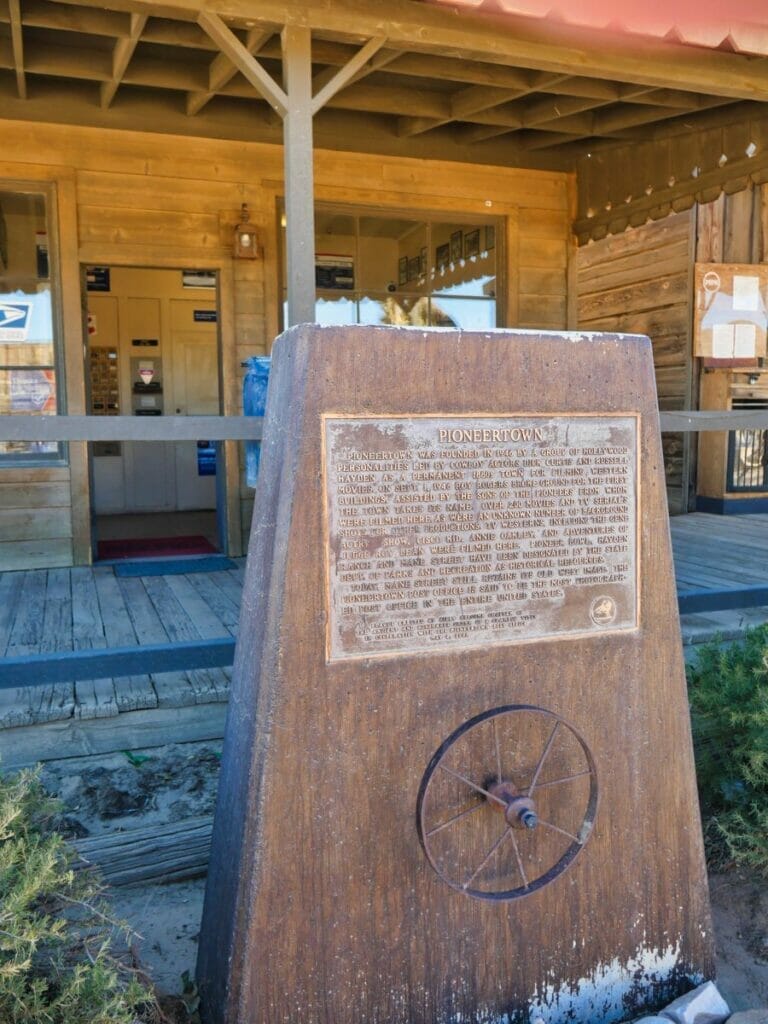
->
659;410;768;432
0;411;766;440
0;415;263;441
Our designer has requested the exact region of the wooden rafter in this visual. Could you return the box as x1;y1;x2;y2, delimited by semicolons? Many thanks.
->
187;26;273;116
8;0;26;99
101;12;147;108
43;0;768;103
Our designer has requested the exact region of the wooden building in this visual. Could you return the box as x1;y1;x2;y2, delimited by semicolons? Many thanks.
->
1;0;768;571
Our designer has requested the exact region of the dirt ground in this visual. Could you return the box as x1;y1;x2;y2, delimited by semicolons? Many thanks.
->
40;742;768;1014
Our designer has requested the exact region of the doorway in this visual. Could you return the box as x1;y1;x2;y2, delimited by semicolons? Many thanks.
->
84;265;224;560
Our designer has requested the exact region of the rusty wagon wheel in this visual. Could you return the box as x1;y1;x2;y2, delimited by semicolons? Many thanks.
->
416;704;599;902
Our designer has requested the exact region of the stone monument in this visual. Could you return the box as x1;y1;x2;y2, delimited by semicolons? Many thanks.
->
197;325;714;1024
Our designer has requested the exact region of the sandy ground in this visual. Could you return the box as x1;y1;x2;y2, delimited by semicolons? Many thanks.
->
106;870;768;1011
39;742;768;1014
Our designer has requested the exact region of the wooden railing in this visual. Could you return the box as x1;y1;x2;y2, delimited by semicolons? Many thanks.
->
0;409;767;691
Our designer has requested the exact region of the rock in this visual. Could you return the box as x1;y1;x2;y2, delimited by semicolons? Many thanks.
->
660;981;730;1024
632;1017;671;1022
727;1012;768;1023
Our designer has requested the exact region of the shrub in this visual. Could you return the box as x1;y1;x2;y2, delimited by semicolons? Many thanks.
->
686;623;768;873
0;764;159;1024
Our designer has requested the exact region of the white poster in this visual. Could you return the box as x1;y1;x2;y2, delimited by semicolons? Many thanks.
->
711;322;735;358
734;322;757;358
732;274;760;311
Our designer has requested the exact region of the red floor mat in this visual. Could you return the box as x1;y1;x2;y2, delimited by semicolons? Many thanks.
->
97;535;218;560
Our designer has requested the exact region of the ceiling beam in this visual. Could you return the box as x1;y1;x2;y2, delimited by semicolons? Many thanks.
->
46;0;768;103
197;9;287;118
398;72;568;138
8;0;26;99
311;35;387;114
101;12;147;108
17;0;132;40
523;96;740;154
187;26;272;116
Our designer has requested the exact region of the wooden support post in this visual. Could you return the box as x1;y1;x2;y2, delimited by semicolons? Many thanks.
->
282;24;316;327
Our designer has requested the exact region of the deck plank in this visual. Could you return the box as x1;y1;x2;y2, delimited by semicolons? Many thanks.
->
141;576;229;704
186;572;240;633
1;571;74;727
93;566;158;712
116;576;197;708
71;568;118;720
38;569;76;722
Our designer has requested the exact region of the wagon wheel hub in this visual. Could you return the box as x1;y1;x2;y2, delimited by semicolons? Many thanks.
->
487;780;538;830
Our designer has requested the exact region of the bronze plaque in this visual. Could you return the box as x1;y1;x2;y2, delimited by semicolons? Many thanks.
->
324;414;638;660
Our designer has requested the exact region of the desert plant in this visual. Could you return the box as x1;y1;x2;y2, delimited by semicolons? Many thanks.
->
0;764;159;1024
686;623;768;873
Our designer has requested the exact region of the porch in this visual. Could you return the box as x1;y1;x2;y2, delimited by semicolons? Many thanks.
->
0;512;765;768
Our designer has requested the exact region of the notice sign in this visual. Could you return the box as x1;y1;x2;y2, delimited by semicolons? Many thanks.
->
694;263;768;365
324;414;638;661
10;369;55;412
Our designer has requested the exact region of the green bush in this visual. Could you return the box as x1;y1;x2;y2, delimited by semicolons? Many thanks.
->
687;623;768;873
0;765;159;1024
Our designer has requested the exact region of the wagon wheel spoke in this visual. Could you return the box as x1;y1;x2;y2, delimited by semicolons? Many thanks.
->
533;769;592;790
508;829;529;890
492;716;502;784
426;800;485;838
438;763;507;808
463;827;512;890
537;818;580;844
526;721;560;795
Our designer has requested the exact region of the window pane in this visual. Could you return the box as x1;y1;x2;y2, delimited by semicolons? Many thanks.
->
315;293;357;326
431;297;497;331
432;221;497;302
0;188;62;461
359;293;432;326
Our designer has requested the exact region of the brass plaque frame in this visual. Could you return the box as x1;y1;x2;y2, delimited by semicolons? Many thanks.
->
322;413;640;662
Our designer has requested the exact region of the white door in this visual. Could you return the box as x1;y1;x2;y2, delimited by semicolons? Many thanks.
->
171;299;220;511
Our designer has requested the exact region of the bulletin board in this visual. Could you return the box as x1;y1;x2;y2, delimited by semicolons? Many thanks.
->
694;263;768;366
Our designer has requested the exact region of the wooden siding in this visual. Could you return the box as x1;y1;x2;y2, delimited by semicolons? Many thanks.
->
575;212;695;513
0;122;573;566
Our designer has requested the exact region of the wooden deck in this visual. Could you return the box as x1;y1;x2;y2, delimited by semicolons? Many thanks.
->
0;514;766;765
0;560;243;766
670;512;768;644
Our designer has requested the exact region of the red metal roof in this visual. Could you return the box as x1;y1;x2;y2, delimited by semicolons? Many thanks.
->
428;0;768;57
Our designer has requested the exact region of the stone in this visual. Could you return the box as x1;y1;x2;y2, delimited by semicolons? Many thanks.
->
727;1012;768;1024
197;326;715;1024
660;980;730;1023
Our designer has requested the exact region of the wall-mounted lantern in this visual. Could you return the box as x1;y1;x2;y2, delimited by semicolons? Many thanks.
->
234;203;261;259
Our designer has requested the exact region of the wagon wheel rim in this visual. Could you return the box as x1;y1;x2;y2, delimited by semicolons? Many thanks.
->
416;704;599;902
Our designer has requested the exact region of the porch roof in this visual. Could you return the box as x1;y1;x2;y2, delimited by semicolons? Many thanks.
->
1;0;768;176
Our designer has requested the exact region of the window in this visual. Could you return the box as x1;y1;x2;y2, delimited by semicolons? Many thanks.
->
0;185;63;462
281;207;499;331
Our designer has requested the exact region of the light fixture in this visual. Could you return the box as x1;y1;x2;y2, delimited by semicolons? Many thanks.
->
234;203;261;259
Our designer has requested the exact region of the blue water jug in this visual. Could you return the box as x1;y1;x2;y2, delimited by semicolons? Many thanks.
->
242;356;271;487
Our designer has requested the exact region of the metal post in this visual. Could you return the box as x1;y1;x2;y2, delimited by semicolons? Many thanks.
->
282;24;316;327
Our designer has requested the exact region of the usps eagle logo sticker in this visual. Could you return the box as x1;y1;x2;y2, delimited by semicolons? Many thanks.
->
0;302;32;342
